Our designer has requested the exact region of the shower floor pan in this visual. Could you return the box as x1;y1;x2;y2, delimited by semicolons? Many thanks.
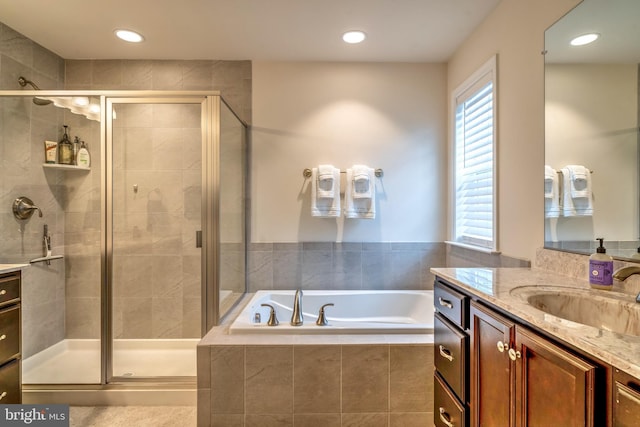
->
22;339;199;384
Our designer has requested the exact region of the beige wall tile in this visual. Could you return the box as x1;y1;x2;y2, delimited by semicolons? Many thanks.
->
245;346;293;414
211;414;244;427
293;345;341;413
342;345;389;413
390;345;431;412
211;346;244;414
245;414;292;427
293;413;340;427
390;412;432;427
198;388;211;427
342;413;388;427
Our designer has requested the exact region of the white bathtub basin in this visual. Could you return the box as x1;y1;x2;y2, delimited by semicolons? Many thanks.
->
229;290;434;334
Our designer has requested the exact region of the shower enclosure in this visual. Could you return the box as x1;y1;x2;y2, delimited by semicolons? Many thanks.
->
0;90;246;402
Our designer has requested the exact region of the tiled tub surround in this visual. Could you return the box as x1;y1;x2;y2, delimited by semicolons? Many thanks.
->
247;242;530;294
198;297;434;427
431;267;640;380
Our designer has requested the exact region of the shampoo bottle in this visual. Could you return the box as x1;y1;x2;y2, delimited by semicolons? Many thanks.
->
589;238;613;290
76;140;91;168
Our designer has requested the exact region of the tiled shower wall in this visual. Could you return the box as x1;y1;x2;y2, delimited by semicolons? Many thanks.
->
0;22;67;358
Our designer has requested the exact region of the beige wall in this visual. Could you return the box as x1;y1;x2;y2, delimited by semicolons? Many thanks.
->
447;0;582;262
251;61;447;243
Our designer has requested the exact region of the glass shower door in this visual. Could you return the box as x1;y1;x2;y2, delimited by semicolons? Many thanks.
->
107;97;205;380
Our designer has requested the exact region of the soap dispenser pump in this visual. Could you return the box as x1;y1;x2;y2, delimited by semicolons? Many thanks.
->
589;238;613;290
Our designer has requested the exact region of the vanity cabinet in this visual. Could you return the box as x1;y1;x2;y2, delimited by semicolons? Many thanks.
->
471;300;600;427
0;271;21;404
436;277;606;427
434;280;469;427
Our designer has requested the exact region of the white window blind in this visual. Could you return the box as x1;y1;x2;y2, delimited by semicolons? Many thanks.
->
453;57;497;250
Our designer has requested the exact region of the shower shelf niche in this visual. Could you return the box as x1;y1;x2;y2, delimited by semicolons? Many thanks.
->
42;164;90;172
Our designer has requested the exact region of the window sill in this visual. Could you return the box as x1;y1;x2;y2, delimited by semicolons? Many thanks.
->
445;240;501;255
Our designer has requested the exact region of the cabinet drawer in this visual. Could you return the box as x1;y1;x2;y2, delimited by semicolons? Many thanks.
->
0;358;20;404
614;380;640;427
435;372;467;427
435;281;468;329
0;274;20;307
0;305;20;363
435;312;468;403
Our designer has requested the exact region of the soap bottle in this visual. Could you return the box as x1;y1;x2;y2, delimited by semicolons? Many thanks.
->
58;125;73;165
589;238;613;290
76;140;91;168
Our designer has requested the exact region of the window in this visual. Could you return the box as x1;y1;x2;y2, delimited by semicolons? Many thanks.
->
452;56;497;250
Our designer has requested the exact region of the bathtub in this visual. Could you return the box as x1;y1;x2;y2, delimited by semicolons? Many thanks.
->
229;290;433;334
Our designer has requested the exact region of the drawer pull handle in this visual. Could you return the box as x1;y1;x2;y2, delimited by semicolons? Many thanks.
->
0;335;6;341
0;290;6;296
497;341;508;353
438;297;453;309
508;348;522;361
439;407;455;427
0;392;6;401
438;345;454;362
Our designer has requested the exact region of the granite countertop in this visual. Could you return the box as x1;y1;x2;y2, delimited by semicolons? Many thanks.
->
0;264;28;274
431;267;640;380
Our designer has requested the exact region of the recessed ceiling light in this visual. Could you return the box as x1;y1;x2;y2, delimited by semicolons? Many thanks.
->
114;29;145;43
570;33;599;46
342;31;366;44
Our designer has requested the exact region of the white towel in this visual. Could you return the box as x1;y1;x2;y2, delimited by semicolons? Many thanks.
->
351;164;372;199
560;167;593;217
544;165;560;218
566;164;589;198
311;166;340;217
317;164;337;198
344;166;376;219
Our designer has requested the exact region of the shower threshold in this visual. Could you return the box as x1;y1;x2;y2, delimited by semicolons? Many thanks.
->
23;338;199;384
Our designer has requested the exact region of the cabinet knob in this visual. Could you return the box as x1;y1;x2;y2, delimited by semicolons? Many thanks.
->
497;341;508;353
438;297;453;309
438;407;455;427
0;334;6;341
0;391;6;401
439;345;454;362
508;348;522;361
0;289;6;296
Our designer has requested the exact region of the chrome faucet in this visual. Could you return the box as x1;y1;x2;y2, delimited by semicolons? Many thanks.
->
612;266;640;303
290;289;303;326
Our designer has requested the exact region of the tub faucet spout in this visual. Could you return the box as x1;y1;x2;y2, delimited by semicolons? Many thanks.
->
291;289;303;326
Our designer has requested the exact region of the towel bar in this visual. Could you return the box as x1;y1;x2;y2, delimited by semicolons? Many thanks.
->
303;168;383;178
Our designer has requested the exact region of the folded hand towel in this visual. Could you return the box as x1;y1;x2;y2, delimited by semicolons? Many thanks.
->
560;167;593;217
344;166;376;219
351;164;372;199
566;164;589;198
317;164;337;198
311;166;341;217
544;165;560;218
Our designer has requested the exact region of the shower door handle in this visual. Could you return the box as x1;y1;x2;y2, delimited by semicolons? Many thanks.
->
196;231;202;248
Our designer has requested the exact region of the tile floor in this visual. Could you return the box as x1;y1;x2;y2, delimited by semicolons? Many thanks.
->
70;406;196;427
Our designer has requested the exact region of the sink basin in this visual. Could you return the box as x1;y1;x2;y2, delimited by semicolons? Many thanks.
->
510;286;640;337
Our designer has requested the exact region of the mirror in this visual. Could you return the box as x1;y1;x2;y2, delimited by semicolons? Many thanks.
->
544;0;640;260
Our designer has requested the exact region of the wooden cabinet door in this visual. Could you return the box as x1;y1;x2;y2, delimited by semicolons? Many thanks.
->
470;301;516;427
515;325;597;427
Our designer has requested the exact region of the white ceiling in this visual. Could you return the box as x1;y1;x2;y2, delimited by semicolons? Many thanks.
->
0;0;501;62
545;0;640;63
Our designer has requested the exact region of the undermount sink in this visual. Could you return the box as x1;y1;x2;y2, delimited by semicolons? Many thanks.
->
510;286;640;337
